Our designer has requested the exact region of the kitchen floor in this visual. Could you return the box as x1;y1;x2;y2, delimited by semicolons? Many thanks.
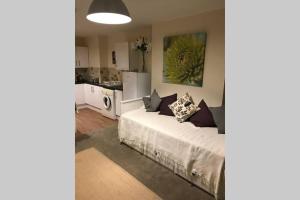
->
76;108;117;134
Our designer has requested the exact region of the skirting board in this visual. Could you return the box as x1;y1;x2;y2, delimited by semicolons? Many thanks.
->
77;104;120;121
77;104;102;113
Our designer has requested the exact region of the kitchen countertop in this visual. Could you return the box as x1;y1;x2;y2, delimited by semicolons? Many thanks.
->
75;81;123;91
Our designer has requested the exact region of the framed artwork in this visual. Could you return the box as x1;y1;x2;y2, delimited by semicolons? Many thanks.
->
163;32;207;87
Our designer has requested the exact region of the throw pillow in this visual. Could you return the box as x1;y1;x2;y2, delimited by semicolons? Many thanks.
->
189;99;217;127
148;89;161;112
142;97;151;110
143;90;162;112
158;93;177;115
168;93;199;122
209;106;225;134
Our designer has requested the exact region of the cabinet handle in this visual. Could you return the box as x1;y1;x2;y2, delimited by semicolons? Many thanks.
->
79;60;80;66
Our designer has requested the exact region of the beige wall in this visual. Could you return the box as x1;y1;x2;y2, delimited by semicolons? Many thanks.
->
77;27;152;73
75;36;87;46
77;36;108;81
107;26;152;73
86;36;101;68
151;9;224;106
99;35;108;68
107;32;127;69
81;35;109;69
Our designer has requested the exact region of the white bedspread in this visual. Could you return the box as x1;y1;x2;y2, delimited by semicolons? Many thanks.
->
118;107;225;200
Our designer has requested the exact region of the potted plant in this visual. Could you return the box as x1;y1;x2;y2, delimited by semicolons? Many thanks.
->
132;37;151;72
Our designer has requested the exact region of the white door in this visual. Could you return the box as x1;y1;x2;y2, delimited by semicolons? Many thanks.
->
75;84;85;104
76;46;89;68
115;42;129;70
115;90;123;116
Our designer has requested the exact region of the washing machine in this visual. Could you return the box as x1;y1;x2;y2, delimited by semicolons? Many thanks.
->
100;87;117;120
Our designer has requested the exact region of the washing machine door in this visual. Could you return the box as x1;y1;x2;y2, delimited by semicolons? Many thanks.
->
103;95;111;110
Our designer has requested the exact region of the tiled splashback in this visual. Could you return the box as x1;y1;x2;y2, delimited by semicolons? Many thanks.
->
75;67;100;82
100;67;122;82
75;67;122;83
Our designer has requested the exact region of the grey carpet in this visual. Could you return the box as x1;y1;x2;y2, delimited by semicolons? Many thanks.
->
75;124;215;200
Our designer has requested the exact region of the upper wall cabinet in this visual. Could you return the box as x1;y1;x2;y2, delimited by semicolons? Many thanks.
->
75;46;89;68
115;42;129;71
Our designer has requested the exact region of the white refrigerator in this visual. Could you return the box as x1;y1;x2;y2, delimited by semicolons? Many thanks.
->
122;72;151;100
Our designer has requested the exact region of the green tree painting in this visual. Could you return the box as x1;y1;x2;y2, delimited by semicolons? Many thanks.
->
163;32;207;87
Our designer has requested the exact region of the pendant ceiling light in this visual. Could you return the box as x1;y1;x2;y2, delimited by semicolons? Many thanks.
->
86;0;132;24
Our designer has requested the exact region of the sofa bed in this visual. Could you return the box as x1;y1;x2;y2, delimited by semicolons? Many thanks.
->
118;95;225;200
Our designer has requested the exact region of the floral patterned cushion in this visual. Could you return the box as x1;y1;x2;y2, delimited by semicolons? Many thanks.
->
168;93;200;123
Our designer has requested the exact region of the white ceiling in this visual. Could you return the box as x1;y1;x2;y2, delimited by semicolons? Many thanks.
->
75;0;225;37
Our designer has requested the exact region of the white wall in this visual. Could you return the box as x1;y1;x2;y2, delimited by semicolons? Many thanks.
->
151;9;224;106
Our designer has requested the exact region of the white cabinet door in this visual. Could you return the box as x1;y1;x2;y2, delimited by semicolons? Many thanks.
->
75;84;85;105
84;84;102;109
115;42;129;70
115;90;123;116
84;84;92;105
76;46;89;68
92;86;102;109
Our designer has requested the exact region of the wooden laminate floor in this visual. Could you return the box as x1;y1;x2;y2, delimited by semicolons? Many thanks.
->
75;108;117;134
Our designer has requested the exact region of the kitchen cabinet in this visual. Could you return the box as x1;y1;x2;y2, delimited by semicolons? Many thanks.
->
84;84;92;105
115;42;129;70
75;46;89;68
75;84;85;105
93;86;102;109
84;84;101;109
115;90;123;116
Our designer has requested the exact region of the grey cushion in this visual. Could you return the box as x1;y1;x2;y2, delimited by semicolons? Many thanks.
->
143;89;161;112
209;106;225;134
143;97;151;110
147;89;161;112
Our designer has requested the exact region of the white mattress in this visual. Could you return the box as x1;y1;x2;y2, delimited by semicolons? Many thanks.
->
118;107;225;199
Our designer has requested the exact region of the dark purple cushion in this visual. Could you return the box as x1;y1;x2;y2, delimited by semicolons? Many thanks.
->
158;93;177;116
190;99;216;127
